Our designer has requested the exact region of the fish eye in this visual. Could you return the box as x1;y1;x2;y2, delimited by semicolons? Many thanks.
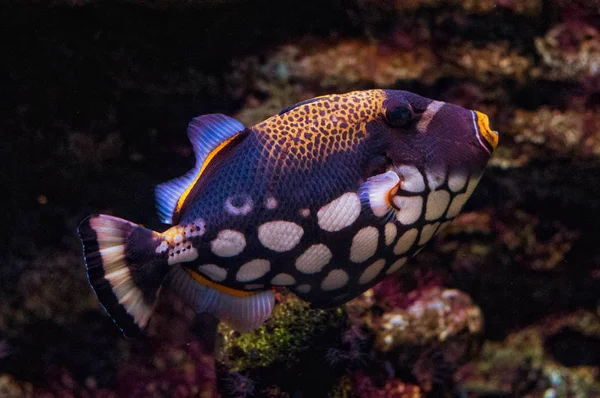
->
384;104;414;128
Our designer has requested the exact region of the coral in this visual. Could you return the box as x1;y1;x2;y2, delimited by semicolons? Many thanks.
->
349;371;422;398
113;295;218;398
350;0;541;15
217;293;346;371
512;107;600;157
0;374;33;398
33;366;117;398
495;210;580;271
229;39;436;101
443;209;580;272
490;106;600;168
295;40;434;87
441;42;533;84
364;287;483;352
536;22;600;80
456;311;600;397
2;250;98;330
117;340;217;398
343;282;482;393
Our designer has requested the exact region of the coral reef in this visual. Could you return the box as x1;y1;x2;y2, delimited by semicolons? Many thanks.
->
217;292;346;371
0;374;32;398
457;311;600;397
216;293;347;397
536;22;600;81
364;287;482;352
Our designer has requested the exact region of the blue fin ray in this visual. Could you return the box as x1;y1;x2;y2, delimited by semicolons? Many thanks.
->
155;114;246;224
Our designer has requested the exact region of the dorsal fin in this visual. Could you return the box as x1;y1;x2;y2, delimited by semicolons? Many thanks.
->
278;96;327;115
155;114;246;224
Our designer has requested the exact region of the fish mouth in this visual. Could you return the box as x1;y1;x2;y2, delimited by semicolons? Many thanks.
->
472;110;499;154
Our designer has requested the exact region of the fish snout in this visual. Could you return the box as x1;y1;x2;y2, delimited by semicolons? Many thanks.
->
473;110;499;153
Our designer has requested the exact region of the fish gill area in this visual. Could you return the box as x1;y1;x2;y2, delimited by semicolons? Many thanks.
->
1;0;599;397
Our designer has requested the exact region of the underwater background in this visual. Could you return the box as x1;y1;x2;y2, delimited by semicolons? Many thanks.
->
1;0;600;396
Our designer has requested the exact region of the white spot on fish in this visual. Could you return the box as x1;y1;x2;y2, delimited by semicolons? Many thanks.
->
393;228;418;255
359;259;386;285
317;192;361;232
393;196;423;225
425;166;447;190
265;196;278;210
296;284;311;294
384;223;397;246
271;273;296;286
197;264;227;282
425;190;451;221
446;175;481;218
244;284;264;290
416;100;444;133
295;243;332;274
174;234;183;244
210;229;246;257
446;193;469;218
396;165;425;192
225;195;253;216
236;259;270;282
439;220;452;231
350;226;379;263
448;171;468;192
167;245;198;265
321;269;349;291
419;222;440;245
386;257;407;274
155;241;168;254
185;220;206;238
299;208;310;218
258;221;304;252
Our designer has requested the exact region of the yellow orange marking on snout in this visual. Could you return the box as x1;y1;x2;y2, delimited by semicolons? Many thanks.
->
474;111;498;150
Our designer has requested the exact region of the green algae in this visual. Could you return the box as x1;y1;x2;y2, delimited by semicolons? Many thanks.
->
217;295;346;371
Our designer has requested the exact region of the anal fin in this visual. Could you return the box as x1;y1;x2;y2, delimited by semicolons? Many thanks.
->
167;267;274;332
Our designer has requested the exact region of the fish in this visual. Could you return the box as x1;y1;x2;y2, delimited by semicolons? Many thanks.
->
77;89;498;337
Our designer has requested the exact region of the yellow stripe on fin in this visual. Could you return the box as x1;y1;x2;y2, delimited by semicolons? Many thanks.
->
185;268;254;298
167;267;275;332
173;134;239;220
154;114;246;224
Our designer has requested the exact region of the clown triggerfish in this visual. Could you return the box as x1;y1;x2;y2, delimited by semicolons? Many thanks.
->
78;89;498;337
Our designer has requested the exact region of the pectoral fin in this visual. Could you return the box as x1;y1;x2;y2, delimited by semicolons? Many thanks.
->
358;170;401;220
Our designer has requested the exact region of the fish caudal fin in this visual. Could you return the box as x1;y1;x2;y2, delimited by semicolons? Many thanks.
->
167;267;275;332
78;215;169;337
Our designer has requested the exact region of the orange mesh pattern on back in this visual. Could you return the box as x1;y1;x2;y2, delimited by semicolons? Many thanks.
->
253;90;386;172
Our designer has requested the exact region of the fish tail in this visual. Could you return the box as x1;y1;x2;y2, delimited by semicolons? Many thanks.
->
78;214;169;337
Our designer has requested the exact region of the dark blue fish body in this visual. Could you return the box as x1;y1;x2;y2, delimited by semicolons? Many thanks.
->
78;89;498;336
